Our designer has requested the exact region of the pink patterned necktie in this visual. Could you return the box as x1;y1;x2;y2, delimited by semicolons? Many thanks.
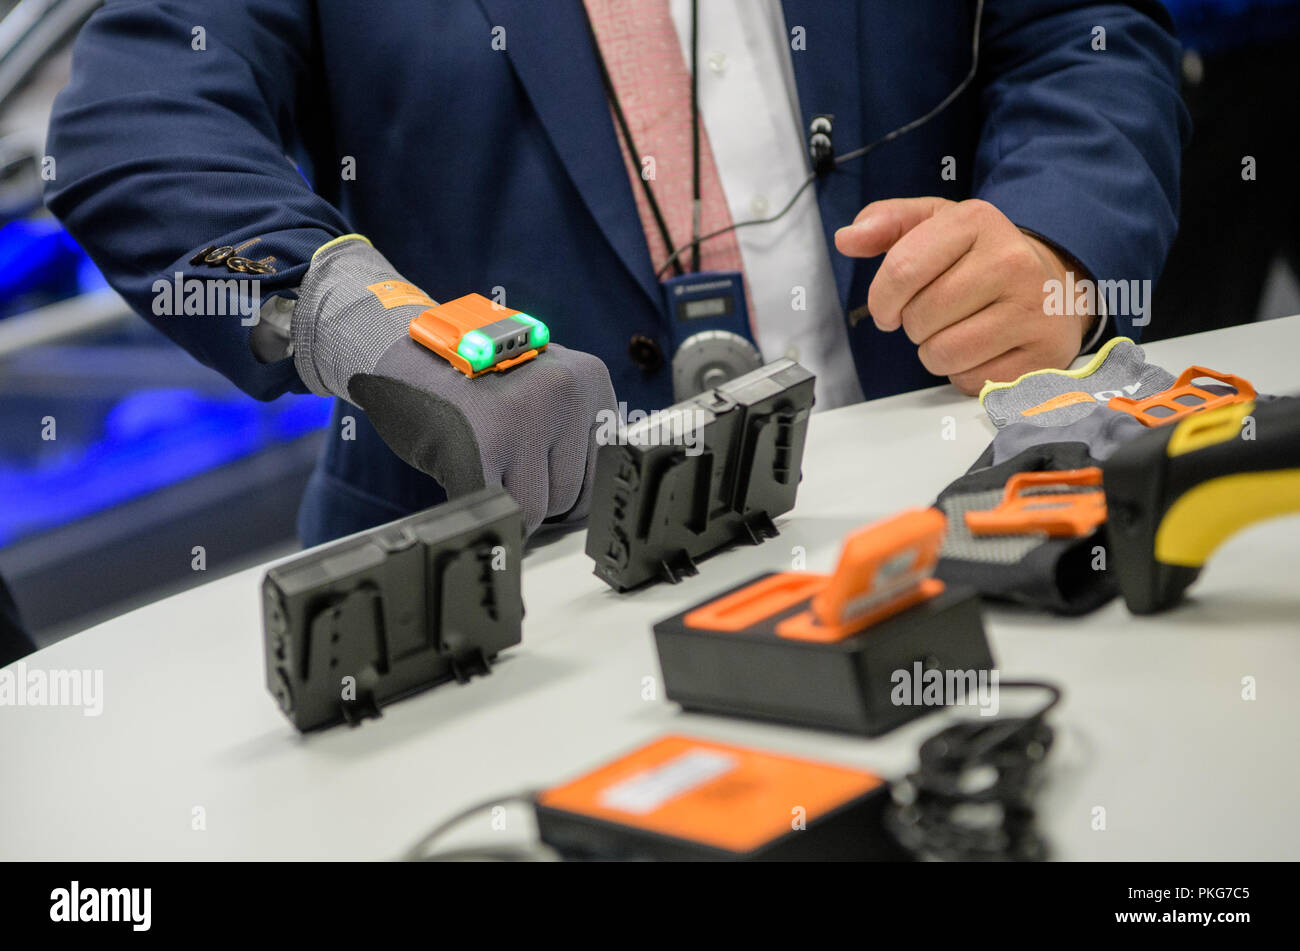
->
583;0;748;282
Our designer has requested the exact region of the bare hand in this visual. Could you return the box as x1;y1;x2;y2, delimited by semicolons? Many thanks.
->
835;197;1091;395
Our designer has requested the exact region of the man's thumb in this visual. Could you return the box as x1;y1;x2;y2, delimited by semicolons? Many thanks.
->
834;196;954;258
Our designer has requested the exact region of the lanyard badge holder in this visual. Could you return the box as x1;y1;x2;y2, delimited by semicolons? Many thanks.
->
578;0;991;400
661;270;762;400
584;2;763;402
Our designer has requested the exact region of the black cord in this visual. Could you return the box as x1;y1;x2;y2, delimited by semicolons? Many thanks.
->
833;0;985;168
885;678;1061;862
401;790;554;862
690;0;701;273
656;174;819;278
581;6;685;277
654;0;986;279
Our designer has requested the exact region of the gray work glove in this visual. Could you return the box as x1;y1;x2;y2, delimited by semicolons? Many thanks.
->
292;236;616;535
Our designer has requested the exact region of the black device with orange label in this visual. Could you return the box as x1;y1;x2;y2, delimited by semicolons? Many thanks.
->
534;735;906;861
585;358;815;591
652;508;994;735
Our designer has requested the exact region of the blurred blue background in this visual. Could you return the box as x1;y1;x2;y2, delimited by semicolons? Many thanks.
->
0;0;331;649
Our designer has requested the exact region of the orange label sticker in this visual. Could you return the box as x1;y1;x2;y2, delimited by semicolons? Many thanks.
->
366;280;436;310
1021;391;1096;418
538;736;882;853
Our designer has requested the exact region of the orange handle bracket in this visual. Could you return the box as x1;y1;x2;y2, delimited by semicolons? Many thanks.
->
682;508;948;644
965;466;1106;538
779;508;947;643
1107;366;1256;427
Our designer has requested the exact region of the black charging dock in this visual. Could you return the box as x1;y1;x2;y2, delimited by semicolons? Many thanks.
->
652;509;996;736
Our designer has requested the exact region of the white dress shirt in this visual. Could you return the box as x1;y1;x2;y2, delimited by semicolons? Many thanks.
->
667;0;865;410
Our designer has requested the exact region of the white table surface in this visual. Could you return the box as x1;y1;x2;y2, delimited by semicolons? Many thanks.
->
3;317;1299;861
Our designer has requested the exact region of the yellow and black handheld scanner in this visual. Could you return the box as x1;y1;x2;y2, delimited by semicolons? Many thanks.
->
1103;395;1300;614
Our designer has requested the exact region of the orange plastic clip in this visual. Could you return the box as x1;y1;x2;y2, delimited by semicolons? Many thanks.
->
1107;366;1256;427
682;510;948;643
776;508;947;643
964;467;1106;538
683;573;827;633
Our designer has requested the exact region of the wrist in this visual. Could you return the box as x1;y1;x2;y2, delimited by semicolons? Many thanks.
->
290;236;436;399
1019;228;1100;356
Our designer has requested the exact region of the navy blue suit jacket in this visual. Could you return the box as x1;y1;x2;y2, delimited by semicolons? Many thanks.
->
45;0;1187;545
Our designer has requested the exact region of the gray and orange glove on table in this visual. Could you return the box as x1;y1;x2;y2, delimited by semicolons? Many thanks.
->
934;338;1266;614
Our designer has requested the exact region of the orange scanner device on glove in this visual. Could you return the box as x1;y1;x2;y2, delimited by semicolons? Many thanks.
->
408;292;550;377
652;508;994;736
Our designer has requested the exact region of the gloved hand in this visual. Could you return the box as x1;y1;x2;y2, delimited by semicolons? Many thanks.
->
291;235;616;535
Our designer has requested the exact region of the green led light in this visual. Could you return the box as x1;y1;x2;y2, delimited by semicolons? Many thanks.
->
457;330;496;372
511;312;550;350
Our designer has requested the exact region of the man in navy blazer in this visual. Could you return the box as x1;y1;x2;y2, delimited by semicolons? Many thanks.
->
45;1;1187;546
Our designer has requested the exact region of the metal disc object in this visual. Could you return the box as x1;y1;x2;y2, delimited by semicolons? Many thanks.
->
672;330;764;401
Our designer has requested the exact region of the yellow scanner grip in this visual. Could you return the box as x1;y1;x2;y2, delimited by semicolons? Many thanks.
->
1154;469;1300;567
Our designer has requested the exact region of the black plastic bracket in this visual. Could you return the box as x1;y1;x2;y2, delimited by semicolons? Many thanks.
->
586;359;815;591
261;487;524;732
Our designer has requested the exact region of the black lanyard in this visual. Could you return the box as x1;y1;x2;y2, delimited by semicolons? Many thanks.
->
580;0;703;275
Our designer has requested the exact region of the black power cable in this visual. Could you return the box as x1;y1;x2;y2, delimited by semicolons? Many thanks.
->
885;679;1062;862
402;676;1062;864
401;790;555;862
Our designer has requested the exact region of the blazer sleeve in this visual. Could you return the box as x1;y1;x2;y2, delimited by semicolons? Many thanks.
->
44;0;353;399
971;1;1191;340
